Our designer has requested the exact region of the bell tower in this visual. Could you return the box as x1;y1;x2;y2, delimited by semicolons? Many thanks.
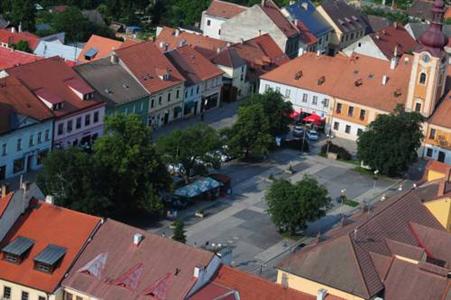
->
406;0;448;117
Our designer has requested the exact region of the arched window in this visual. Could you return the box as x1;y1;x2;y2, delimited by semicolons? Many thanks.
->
419;72;427;84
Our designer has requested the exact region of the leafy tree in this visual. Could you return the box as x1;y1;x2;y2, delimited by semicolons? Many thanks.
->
172;220;186;243
6;0;36;32
11;40;32;53
223;104;273;160
357;105;425;177
242;90;293;137
37;148;112;216
94;114;171;216
51;6;89;42
156;123;223;183
266;176;331;235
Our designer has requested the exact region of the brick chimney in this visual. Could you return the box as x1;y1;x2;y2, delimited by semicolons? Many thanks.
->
1;184;9;198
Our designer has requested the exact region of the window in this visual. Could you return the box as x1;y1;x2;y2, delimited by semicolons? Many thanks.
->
333;122;339;130
357;128;363;136
426;148;433;157
429;128;436;139
196;86;200;94
345;125;351;134
302;93;308;102
29;135;34;147
359;109;366;120
240;73;244;81
415;102;421;112
2;143;6;156
37;132;42;144
76;117;82;129
218;29;221;35
45;129;50;141
158;96;162;105
67;120;73;133
85;114;91;126
312;96;318;105
276;87;280;93
185;90;188;98
419;72;427;84
58;123;64;135
176;90;180;99
3;286;11;299
265;84;270;91
17;138;22;151
323;98;329;107
285;89;290;97
21;291;28;300
13;158;25;173
207;19;211;26
39;297;45;300
336;103;342;113
65;292;73;300
151;99;155;108
348;106;354;117
94;111;99;123
168;92;171;102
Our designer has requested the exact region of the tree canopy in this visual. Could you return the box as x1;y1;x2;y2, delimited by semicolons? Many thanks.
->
241;90;293;137
38;114;171;218
222;103;273;160
266;176;331;235
357;105;425;177
172;220;187;243
156;123;223;183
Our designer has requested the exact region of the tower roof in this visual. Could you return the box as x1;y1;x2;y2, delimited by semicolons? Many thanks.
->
418;0;449;56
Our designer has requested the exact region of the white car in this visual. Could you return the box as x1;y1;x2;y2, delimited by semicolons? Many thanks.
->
306;130;319;141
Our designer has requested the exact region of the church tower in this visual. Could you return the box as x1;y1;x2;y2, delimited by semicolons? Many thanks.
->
406;0;448;117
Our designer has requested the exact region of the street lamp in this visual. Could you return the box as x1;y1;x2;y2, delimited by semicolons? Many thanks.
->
373;170;379;189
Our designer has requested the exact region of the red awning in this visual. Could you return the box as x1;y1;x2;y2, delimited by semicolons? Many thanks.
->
303;113;323;125
289;110;301;119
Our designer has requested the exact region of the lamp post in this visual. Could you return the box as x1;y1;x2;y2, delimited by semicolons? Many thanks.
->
373;170;379;189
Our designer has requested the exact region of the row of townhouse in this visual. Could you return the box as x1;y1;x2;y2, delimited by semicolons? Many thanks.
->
200;0;371;57
260;0;451;165
0;184;314;300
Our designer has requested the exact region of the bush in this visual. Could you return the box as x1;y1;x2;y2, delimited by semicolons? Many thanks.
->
321;142;352;161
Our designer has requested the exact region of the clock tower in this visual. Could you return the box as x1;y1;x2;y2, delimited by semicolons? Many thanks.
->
406;0;448;117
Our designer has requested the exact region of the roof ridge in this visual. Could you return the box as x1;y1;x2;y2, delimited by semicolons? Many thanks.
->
214;0;248;9
348;235;374;298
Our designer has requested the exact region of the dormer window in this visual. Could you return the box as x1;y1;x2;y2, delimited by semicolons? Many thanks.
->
65;78;94;100
35;88;64;111
1;237;34;264
34;244;66;274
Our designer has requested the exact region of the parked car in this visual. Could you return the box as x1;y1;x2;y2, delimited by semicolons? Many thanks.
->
306;130;319;141
293;124;305;137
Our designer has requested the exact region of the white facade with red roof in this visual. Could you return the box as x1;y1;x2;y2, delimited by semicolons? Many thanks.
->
201;0;248;39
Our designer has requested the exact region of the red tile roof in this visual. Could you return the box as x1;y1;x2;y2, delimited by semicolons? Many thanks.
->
62;219;214;300
0;193;13;218
156;26;228;59
295;21;318;46
0;29;40;50
8;57;104;118
371;25;419;60
278;185;450;299
261;52;412;113
260;0;299;38
0;76;53;133
211;47;246;68
0;47;42;69
115;41;185;93
0;200;101;293
430;90;451;128
78;34;124;63
166;45;223;85
424;160;451;180
191;265;319;300
205;0;247;19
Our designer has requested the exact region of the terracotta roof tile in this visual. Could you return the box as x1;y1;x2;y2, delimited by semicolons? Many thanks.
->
8;57;105;118
206;0;247;19
371;25;419;60
78;34;123;63
62;219;214;300
192;265;318;300
115;41;185;93
0;29;40;50
260;0;299;38
0;200;101;293
166;45;223;85
156;27;228;59
0;47;42;69
211;47;246;68
430;90;451;128
261;52;412;112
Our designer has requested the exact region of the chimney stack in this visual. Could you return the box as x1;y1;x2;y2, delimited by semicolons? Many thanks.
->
175;29;180;37
317;289;328;300
193;265;205;278
11;27;16;33
111;52;118;64
133;233;144;246
45;195;54;205
382;75;388;85
1;184;9;198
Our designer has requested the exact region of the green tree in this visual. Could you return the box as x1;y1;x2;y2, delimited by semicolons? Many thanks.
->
156;123;223;183
242;90;293;137
223;103;273;160
266;176;331;235
172;219;186;243
8;0;36;32
357;105;425;177
51;6;90;42
11;40;32;53
37;148;112;216
94;114;171;216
